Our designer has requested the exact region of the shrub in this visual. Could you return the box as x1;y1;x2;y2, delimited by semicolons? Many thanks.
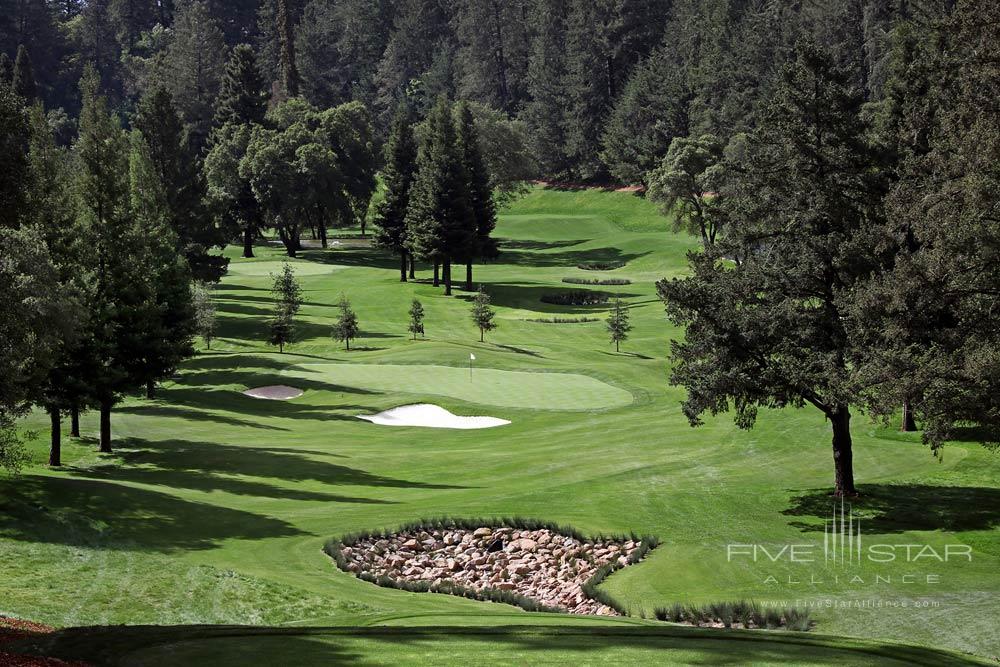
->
648;600;813;631
540;291;610;306
524;317;600;324
562;277;632;286
577;261;625;271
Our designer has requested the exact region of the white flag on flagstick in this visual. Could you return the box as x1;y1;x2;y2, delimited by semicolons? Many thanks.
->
470;353;476;360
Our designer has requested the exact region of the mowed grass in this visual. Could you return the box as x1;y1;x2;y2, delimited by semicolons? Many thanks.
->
2;186;998;664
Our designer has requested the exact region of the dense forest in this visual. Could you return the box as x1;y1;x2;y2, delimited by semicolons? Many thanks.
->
0;0;957;182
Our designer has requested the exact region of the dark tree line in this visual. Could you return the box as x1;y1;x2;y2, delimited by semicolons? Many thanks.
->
0;0;942;183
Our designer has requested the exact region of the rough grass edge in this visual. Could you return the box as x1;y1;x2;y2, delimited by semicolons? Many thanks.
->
323;516;660;617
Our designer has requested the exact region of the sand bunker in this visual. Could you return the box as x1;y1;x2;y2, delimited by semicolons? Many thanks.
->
242;385;304;400
357;404;509;429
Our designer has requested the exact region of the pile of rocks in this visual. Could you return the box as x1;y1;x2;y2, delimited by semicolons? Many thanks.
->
337;526;646;615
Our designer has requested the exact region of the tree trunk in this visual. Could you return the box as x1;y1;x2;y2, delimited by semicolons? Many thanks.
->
400;253;408;282
901;399;917;432
433;262;440;287
99;399;112;453
70;405;80;438
830;406;857;497
360;219;366;237
243;227;255;258
465;262;473;291
320;223;328;249
480;328;484;343
146;380;155;399
49;407;61;467
409;255;415;279
444;259;452;296
615;339;619;352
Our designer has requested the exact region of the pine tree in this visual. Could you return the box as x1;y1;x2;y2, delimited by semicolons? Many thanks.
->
127;130;196;399
606;298;632;352
216;44;268;127
268;261;301;352
470;284;496;342
13;45;37;103
76;67;160;453
0;83;31;228
277;0;300;98
331;294;360;350
522;0;571;179
563;1;613;181
455;101;497;290
404;97;476;296
600;43;690;185
374;102;418;281
658;44;887;497
0;53;13;85
407;298;425;339
134;86;227;281
452;0;531;115
191;281;217;349
26;103;91;463
161;0;226;153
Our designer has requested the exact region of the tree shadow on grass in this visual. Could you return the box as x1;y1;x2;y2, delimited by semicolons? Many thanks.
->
28;624;983;667
0;475;308;552
80;437;472;492
783;484;1000;533
116;404;292;431
452;283;641;314
497;238;589;251
497;247;648;269
494;344;544;358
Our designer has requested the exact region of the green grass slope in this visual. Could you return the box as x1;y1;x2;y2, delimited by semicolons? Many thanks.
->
2;186;997;664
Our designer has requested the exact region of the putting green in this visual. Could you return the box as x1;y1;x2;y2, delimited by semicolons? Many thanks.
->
284;363;633;411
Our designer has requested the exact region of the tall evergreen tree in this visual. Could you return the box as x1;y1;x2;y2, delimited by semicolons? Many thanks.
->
216;43;268;127
267;261;301;352
75;68;160;453
161;0;226;152
134;86;227;281
0;82;30;227
657;44;888;497
452;0;531;115
12;45;37;103
455;101;497;290
276;0;300;98
522;0;571;179
404;97;476;296
127;130;196;399
0;53;13;85
374;103;418;281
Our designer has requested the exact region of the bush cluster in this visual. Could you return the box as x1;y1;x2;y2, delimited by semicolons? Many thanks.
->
562;277;631;286
540;291;610;306
577;261;626;271
653;600;813;631
524;317;600;324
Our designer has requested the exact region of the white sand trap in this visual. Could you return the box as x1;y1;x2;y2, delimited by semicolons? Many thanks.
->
242;385;304;400
357;404;510;429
